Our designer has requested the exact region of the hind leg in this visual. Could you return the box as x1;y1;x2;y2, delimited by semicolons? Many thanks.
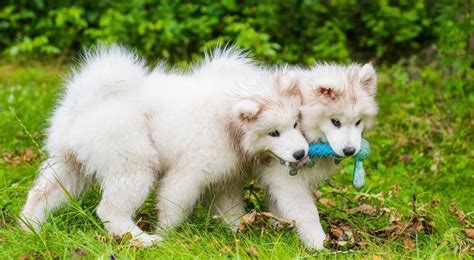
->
20;157;88;232
156;164;208;230
209;181;245;231
95;166;162;247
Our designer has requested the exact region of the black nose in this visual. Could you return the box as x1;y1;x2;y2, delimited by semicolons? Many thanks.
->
343;147;356;156
293;150;306;160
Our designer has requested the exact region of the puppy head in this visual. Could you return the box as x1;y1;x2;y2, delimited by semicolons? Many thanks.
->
298;63;378;157
232;73;308;163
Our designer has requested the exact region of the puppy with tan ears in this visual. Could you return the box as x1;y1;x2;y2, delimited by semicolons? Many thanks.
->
248;63;378;250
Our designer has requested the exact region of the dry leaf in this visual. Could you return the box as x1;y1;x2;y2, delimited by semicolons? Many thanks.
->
247;245;259;257
392;184;401;193
237;211;257;231
449;202;466;225
237;210;295;232
20;253;41;260
319;198;336;207
120;232;133;243
95;232;107;243
330;226;344;239
399;155;411;164
2;148;41;165
73;248;88;258
372;256;382;260
220;245;232;254
389;185;401;197
242;211;257;223
373;216;433;239
403;238;416;249
346;204;377;216
429;198;440;208
326;220;359;249
464;229;474;239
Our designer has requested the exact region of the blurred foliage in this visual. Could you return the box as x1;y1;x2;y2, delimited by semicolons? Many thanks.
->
0;0;471;66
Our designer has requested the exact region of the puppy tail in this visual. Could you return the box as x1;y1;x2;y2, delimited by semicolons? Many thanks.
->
65;44;148;106
197;45;256;75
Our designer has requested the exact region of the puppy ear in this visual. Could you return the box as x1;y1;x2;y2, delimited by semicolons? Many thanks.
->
277;70;300;97
233;99;261;121
313;85;338;101
359;63;377;96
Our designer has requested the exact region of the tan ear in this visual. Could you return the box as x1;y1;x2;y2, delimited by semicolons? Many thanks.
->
277;70;301;97
359;63;377;96
233;99;261;121
313;85;338;101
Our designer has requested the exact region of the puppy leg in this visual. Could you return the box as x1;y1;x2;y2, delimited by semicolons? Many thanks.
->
156;165;207;230
210;181;245;231
96;167;162;247
20;157;87;232
261;166;326;250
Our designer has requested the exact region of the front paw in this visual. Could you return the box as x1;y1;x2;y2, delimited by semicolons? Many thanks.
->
19;215;42;233
299;228;327;250
131;233;163;247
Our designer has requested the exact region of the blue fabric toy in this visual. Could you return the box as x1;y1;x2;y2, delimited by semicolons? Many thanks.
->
288;139;371;189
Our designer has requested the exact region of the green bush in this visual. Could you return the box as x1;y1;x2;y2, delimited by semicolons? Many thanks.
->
1;0;471;67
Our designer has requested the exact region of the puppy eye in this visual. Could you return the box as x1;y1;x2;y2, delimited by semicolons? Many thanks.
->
268;130;280;137
355;119;362;126
293;122;298;128
331;119;341;128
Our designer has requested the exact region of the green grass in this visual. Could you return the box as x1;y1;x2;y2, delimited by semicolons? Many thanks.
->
0;61;472;259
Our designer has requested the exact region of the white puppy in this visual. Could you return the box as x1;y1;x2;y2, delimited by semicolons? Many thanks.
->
255;64;378;250
20;46;308;246
211;64;377;249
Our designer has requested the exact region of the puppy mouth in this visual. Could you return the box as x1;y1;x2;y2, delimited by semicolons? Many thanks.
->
278;156;310;169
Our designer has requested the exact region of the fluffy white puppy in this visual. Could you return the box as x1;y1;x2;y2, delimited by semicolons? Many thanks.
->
20;46;309;246
258;64;378;250
215;63;379;250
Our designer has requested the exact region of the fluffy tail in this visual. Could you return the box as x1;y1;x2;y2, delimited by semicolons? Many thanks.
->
65;45;148;109
195;45;257;76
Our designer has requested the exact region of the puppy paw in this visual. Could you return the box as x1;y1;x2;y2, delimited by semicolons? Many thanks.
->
131;233;163;247
18;215;42;233
299;229;327;251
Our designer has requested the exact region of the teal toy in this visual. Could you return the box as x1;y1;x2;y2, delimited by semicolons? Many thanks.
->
288;139;371;189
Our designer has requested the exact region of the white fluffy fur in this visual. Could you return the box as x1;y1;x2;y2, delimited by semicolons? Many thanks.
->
19;45;309;246
256;63;378;249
